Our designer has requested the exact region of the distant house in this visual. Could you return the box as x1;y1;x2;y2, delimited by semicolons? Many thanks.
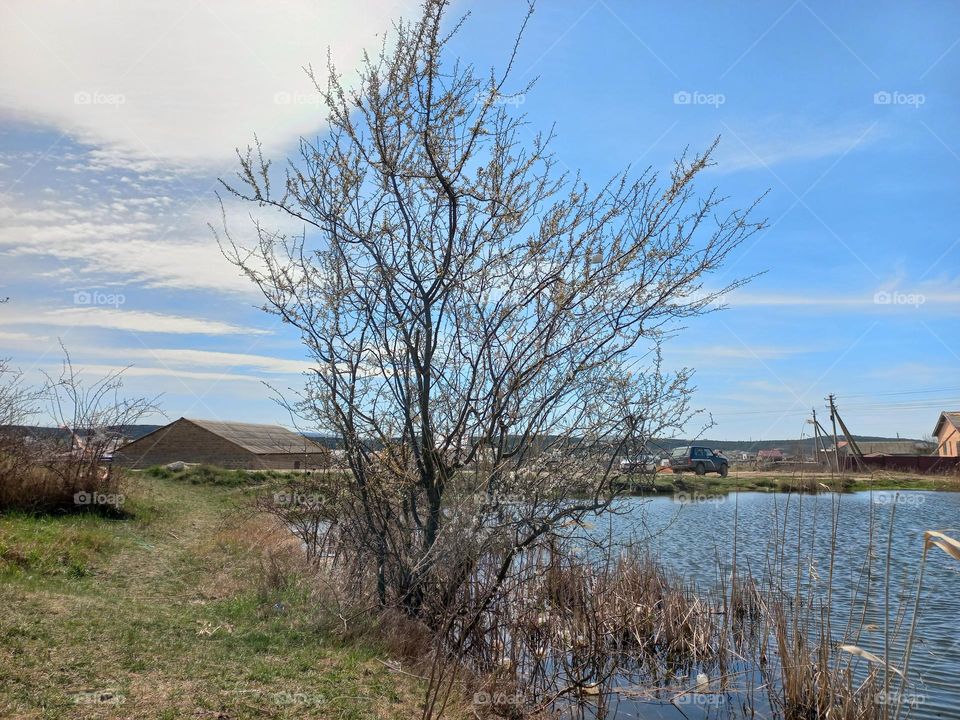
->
757;448;784;462
113;417;329;470
71;429;129;461
933;412;960;457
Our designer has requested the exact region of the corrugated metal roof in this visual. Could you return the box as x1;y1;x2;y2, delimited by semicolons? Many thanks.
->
184;418;323;455
838;440;935;455
933;411;960;436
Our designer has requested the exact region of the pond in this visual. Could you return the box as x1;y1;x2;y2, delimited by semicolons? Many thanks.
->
588;491;960;719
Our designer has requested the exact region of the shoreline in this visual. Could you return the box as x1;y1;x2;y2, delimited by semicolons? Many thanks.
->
618;469;960;496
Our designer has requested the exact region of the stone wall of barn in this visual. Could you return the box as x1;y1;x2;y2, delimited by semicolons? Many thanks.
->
256;452;330;470
113;419;258;469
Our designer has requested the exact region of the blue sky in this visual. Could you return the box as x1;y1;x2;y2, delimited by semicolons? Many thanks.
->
0;0;958;441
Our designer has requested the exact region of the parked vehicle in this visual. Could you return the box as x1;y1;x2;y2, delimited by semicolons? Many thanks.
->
669;445;729;477
619;453;659;473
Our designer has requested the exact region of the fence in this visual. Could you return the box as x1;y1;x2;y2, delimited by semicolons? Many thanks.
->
855;454;959;474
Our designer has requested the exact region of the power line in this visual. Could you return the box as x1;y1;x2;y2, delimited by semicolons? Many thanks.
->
716;398;959;418
838;385;960;399
833;399;959;411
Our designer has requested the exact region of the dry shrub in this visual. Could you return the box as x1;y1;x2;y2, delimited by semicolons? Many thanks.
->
417;532;894;720
0;348;157;515
255;471;343;562
375;608;435;661
768;602;879;720
0;460;126;514
436;546;737;716
0;360;45;510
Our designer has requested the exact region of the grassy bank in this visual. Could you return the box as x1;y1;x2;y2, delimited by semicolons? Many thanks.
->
622;468;960;496
0;472;439;719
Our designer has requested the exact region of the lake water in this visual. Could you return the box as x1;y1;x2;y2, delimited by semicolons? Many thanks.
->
587;491;960;719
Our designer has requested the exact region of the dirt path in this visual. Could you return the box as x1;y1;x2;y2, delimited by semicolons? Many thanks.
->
0;477;430;719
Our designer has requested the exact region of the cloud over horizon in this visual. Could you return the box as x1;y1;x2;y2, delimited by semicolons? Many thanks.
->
0;0;957;437
0;0;407;168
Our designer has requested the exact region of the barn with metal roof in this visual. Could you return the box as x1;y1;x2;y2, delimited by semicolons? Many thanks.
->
113;417;329;470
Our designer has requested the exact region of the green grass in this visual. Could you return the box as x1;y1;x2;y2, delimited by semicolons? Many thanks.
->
844;472;957;491
141;463;298;487
0;512;121;579
623;469;959;496
0;473;440;719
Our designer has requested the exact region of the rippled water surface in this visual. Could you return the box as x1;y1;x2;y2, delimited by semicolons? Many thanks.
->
587;491;960;719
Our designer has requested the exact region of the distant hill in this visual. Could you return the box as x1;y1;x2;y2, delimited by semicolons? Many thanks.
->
3;425;164;442
7;426;922;457
301;433;342;449
298;432;925;456
3;425;339;447
122;425;164;441
647;436;931;458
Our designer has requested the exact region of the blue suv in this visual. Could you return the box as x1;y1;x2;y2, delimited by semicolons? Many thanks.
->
669;445;729;477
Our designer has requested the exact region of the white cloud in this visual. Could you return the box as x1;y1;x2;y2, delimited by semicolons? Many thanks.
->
56;363;264;384
724;285;960;309
0;306;266;335
0;195;262;294
95;347;311;375
0;0;408;168
714;120;880;173
0;330;42;343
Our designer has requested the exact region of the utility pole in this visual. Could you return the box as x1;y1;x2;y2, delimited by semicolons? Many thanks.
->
812;408;825;467
834;405;866;473
828;394;842;474
813;413;835;475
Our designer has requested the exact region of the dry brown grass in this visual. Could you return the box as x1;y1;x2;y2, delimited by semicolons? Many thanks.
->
410;531;894;719
0;475;453;720
0;460;126;514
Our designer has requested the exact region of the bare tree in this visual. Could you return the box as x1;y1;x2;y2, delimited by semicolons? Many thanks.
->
217;0;763;628
0;359;42;497
0;359;38;428
42;344;162;502
1;347;160;511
